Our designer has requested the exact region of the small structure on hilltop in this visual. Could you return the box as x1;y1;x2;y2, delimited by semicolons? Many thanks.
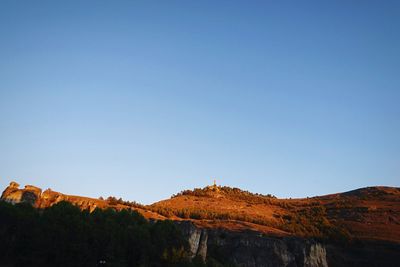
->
206;178;220;192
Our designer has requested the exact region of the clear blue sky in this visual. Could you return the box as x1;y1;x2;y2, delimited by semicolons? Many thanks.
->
1;1;399;204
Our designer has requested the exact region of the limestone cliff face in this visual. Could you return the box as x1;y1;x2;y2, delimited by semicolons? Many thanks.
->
176;222;400;267
177;221;208;261
207;231;328;267
176;221;328;267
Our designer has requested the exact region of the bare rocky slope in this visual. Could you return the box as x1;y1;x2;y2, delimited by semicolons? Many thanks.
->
1;181;400;267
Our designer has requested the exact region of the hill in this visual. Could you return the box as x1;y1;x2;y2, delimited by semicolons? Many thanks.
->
150;184;400;243
2;181;400;243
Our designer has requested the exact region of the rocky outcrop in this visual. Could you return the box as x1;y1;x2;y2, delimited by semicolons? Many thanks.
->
1;182;104;211
176;222;400;267
1;181;21;204
1;182;42;206
176;221;328;267
207;230;328;267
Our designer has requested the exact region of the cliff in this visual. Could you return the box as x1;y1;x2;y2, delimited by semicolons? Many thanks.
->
176;221;400;267
178;220;328;267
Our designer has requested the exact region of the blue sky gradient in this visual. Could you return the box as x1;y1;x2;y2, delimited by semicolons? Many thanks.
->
1;1;399;204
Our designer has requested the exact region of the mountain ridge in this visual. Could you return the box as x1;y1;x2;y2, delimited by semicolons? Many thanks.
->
2;181;400;243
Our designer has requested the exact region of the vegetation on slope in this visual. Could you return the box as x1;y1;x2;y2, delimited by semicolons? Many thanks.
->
150;186;352;240
173;186;277;203
0;201;228;267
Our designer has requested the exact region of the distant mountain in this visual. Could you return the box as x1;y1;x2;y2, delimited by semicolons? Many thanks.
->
1;181;400;266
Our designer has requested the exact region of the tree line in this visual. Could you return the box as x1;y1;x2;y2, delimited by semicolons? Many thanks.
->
0;201;227;267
